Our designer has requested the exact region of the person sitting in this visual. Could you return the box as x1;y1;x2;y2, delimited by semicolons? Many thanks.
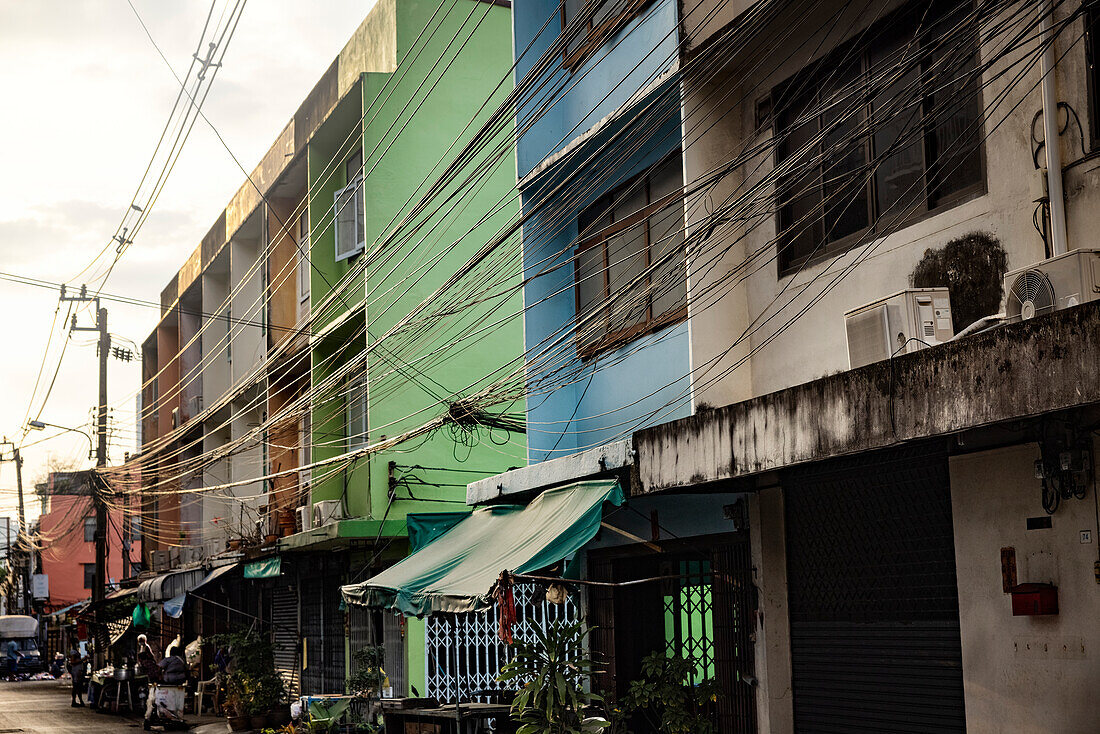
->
157;650;187;686
50;652;64;679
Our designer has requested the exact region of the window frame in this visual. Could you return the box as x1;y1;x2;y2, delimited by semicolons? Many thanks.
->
82;563;96;590
560;0;652;71
83;515;96;543
771;0;986;277
573;152;688;359
334;151;365;262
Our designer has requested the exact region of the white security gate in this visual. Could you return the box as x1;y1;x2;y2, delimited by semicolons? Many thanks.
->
425;584;578;702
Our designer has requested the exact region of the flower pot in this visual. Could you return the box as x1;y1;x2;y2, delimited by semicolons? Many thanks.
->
268;707;291;726
227;539;242;551
264;533;278;545
227;715;250;732
250;714;267;729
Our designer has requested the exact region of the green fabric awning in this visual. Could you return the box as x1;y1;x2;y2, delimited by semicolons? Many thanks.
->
406;512;469;553
341;479;623;616
243;557;282;579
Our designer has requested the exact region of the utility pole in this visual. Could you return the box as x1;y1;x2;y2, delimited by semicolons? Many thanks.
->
63;285;110;606
0;439;29;614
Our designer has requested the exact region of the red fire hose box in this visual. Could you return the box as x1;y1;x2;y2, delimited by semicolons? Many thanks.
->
1008;583;1059;616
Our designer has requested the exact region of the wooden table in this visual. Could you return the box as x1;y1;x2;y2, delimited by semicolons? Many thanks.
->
381;702;516;734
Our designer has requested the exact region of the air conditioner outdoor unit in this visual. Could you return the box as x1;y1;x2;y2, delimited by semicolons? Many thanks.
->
295;505;311;533
312;499;344;528
1003;249;1100;323
150;550;170;572
844;288;953;369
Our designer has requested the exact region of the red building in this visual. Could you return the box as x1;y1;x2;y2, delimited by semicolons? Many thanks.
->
34;472;131;613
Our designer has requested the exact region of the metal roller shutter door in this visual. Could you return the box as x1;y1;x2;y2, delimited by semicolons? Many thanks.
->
272;583;299;699
783;442;966;734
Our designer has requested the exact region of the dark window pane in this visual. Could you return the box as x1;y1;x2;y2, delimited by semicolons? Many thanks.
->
649;202;686;319
564;0;586;56
871;28;926;220
649;155;683;203
577;245;607;346
820;57;869;241
607;222;648;332
611;178;647;223
776;90;823;268
579;194;612;238
926;31;983;206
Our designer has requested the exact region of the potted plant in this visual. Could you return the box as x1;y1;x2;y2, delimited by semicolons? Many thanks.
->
213;629;287;731
225;677;251;732
498;620;609;734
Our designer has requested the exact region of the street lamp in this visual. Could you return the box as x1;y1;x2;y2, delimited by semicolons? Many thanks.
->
26;420;94;460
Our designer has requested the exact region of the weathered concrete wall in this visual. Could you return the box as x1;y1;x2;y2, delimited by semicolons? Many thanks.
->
636;302;1100;492
949;441;1100;734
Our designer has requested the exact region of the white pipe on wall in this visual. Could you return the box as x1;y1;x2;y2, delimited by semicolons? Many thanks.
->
1039;0;1068;256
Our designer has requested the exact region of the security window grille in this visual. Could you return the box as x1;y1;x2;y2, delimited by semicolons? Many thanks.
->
297;210;311;304
334;151;365;262
575;153;687;356
773;0;983;274
83;516;96;543
83;563;96;590
425;583;578;703
561;0;651;69
346;372;367;452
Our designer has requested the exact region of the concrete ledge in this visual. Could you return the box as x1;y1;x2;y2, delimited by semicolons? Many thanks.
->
466;440;633;505
634;302;1100;493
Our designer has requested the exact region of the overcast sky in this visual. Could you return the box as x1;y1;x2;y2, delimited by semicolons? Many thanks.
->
0;0;375;521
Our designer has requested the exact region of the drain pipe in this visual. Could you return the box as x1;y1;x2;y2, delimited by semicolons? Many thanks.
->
1039;0;1068;256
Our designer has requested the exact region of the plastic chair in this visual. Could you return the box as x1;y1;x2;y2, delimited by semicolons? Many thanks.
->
195;677;217;715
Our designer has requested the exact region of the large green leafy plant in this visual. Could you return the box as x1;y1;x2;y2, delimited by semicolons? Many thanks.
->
613;652;718;734
498;620;608;734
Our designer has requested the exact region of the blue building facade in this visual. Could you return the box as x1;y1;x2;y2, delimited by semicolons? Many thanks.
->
513;0;692;462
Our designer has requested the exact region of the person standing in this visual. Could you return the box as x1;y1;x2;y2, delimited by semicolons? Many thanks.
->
5;639;22;678
67;649;86;707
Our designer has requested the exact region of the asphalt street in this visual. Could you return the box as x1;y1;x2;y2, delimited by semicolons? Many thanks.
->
0;679;145;734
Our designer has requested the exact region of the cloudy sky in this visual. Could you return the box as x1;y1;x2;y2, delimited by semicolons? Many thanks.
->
0;0;374;521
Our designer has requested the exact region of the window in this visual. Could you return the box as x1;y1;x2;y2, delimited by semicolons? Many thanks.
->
575;153;687;356
297;209;311;304
561;0;650;69
83;515;96;543
334;151;365;262
130;515;142;542
773;0;984;274
1086;4;1100;148
83;563;96;590
346;372;367;452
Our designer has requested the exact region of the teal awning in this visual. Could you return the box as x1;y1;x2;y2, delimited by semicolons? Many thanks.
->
243;557;282;579
341;479;623;616
406;512;469;553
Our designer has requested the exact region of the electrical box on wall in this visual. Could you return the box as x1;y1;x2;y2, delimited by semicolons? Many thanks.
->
1009;583;1059;616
